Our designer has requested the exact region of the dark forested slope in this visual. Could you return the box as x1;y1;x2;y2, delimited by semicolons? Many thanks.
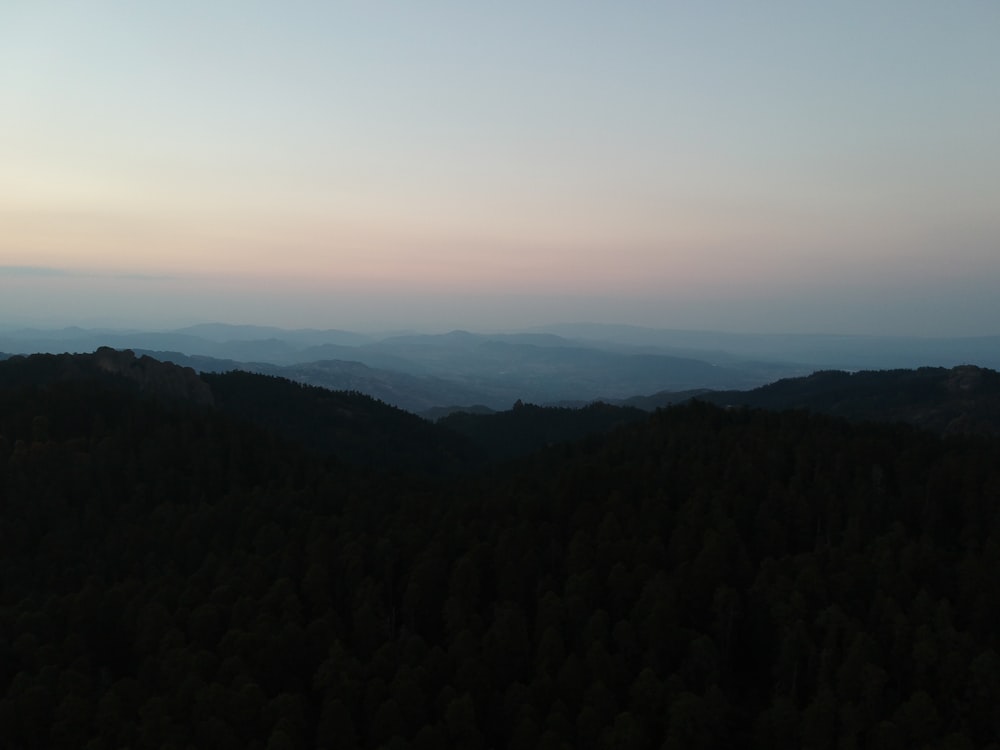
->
0;347;213;406
0;350;480;476
436;400;648;464
1;354;1000;748
631;365;1000;436
202;370;478;475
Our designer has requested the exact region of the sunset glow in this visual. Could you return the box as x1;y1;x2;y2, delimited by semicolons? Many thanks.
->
2;2;998;334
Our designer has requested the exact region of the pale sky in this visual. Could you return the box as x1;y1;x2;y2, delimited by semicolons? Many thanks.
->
2;1;999;334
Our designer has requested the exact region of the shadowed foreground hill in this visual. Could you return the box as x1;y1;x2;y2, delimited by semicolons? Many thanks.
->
2;353;1000;748
0;351;479;476
436;400;648;464
202;370;478;475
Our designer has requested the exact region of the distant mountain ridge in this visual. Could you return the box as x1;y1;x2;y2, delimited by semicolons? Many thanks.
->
123;334;786;410
530;322;1000;370
3;322;1000;413
6;341;1000;442
1;324;788;408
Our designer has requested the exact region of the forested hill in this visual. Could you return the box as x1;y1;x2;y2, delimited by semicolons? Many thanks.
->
0;347;214;406
201;370;477;475
719;365;1000;435
629;365;1000;436
0;350;651;474
2;353;1000;747
0;350;480;476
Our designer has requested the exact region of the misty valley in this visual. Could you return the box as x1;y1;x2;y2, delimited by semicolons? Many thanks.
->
2;333;1000;748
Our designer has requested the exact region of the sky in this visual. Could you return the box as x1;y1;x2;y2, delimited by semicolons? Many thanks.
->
2;1;999;335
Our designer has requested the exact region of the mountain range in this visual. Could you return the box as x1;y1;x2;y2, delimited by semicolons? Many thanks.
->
4;323;998;413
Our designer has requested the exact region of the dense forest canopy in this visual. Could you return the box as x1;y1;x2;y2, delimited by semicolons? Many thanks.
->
1;351;999;748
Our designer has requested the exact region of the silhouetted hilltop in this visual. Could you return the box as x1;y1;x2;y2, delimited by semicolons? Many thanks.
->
0;347;214;406
629;365;1000;436
707;365;1000;435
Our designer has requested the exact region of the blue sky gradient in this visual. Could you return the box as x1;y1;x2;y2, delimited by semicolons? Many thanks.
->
2;2;998;334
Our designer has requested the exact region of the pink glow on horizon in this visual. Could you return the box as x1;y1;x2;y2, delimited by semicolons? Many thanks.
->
2;3;998;335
